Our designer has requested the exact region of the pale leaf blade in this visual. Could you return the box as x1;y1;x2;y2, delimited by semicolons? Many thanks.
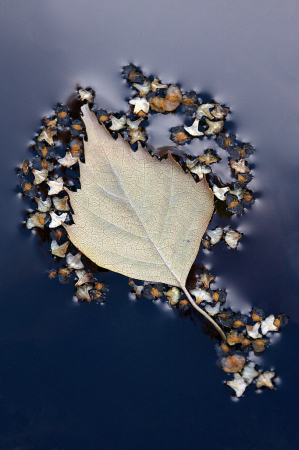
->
65;104;214;287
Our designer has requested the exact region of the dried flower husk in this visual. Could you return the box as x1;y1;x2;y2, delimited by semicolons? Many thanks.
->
37;127;57;146
261;315;278;335
198;270;215;289
49;211;68;228
246;323;262;339
128;279;144;298
129;97;150;114
164;287;181;305
205;119;224;136
58;152;79;168
51;240;70;258
190;288;213;304
252;338;270;353
52;196;70;211
26;212;47;229
76;284;93;302
184;118;204;137
224;228;242;249
242;362;259;384
213;185;229;201
149;85;182;112
66;252;84;270
32;168;48;185
255;371;275;389
170;126;191;145
206;226;223;245
196;103;214;120
58;267;73;284
230;159;250;174
75;269;96;286
205;302;221;316
143;283;164;300
211;104;229;119
227;330;245;346
78;88;94;102
227;373;247;397
128;128;146;144
215;133;236;149
36;197;51;212
109;115;127;131
47;177;64;195
132;80;151;97
151;78;168;92
198;149;219;165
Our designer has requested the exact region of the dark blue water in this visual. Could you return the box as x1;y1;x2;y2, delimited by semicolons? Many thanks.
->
1;1;299;449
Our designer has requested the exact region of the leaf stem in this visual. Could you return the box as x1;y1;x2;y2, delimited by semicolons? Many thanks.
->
179;282;227;341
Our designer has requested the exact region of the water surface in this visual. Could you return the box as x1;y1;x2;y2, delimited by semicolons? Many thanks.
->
1;1;299;449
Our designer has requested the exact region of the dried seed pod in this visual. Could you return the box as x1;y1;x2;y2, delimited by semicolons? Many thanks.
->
36;197;52;212
47;177;64;195
37;127;57;146
227;373;247;397
69;139;83;157
151;78;168;92
51;240;70;258
196;103;214;120
70;120;84;136
96;109;110;123
230;159;250;174
206;226;223;245
66;252;84;270
224;228;242;249
242;362;259;384
246;323;262;339
211;104;229;120
49;211;68;228
261;315;278;334
213;185;229;201
255;371;275;389
78;88;94;102
205;119;224;136
52;196;70;211
170;126;191;145
164;287;181;305
26;212;47;229
58;152;79;168
215;133;236;149
129;97;150;114
109;115;127;131
184;118;204;137
190;288;213;304
205;302;221;316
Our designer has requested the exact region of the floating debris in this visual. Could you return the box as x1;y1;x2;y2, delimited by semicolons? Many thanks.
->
164;287;181;305
58;152;79;168
129;97;150;114
213;185;229;201
51;240;70;258
49;211;68;228
26;212;47;229
206;226;223;245
242;362;259;384
261;315;278;335
184;118;204;137
66;252;84;270
78;88;94;103
205;119;224;136
227;373;247;397
255;371;275;389
224;228;242;249
36;197;51;212
47;177;64;195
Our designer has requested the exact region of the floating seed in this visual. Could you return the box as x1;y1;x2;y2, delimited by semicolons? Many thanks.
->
255;371;275;389
227;373;247;397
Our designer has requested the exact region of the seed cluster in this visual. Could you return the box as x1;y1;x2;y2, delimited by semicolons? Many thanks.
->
18;65;287;396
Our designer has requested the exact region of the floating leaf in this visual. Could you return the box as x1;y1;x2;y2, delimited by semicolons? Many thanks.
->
65;104;225;339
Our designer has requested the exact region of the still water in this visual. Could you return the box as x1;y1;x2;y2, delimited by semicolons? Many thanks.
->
1;1;299;449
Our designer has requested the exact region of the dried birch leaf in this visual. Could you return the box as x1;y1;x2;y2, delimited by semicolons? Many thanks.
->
65;105;225;339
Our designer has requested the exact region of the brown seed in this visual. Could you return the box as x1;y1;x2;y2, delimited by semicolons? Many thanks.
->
151;287;160;298
233;320;244;328
238;174;246;183
252;313;261;322
95;282;103;291
221;343;229;353
228;200;239;208
213;292;219;302
72;124;82;130
23;182;32;191
58;111;67;118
